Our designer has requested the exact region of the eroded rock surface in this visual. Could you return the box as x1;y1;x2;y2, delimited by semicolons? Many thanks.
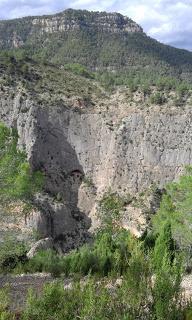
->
1;89;192;249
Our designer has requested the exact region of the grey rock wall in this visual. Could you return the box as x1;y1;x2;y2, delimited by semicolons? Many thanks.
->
1;93;192;249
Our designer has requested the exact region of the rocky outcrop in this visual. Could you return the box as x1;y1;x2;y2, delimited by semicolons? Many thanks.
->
27;238;54;259
1;89;192;249
31;11;143;36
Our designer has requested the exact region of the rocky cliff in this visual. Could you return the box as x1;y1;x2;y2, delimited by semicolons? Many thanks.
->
31;10;142;35
1;66;192;250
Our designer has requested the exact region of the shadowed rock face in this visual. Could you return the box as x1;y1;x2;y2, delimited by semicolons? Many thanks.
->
1;91;192;249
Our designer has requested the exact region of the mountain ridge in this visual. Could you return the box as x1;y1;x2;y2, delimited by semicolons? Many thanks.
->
0;8;192;82
0;8;143;34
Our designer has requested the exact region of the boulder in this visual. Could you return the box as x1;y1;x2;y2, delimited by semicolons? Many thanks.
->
27;237;54;259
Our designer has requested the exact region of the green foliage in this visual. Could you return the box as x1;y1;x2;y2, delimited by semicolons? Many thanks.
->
177;83;189;97
0;289;9;312
0;288;14;320
153;167;192;249
150;92;166;105
64;63;94;78
152;225;183;320
22;281;110;320
0;236;27;273
1;10;192;83
152;261;182;320
99;191;126;230
119;242;152;318
95;69;192;100
152;222;176;272
82;175;94;187
1;195;189;319
20;250;62;277
0;122;44;205
20;243;184;320
18;229;132;277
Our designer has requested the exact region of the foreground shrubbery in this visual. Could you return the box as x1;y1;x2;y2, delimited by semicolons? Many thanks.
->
12;229;131;277
0;228;190;320
20;266;184;320
10;168;192;319
0;218;189;319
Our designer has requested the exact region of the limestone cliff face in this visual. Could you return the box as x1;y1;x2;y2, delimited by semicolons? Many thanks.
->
31;11;143;36
1;90;192;249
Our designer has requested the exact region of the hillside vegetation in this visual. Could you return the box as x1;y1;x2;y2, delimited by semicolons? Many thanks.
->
0;51;192;111
0;9;192;82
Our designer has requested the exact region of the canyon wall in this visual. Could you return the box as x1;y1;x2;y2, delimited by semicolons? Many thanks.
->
0;90;192;249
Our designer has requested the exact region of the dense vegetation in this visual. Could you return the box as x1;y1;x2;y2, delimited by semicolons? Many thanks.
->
0;216;190;318
1;169;192;318
1;50;192;111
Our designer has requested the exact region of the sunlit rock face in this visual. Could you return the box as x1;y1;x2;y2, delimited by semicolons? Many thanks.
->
1;86;192;249
31;11;143;35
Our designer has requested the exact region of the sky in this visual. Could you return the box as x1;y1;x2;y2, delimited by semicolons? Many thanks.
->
0;0;191;51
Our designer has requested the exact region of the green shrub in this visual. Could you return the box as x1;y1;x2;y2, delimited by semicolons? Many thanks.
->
0;236;27;273
153;166;192;249
177;83;189;97
150;92;166;105
0;122;44;205
152;222;176;272
99;192;125;230
0;288;13;320
128;79;138;93
142;83;151;95
152;223;183;319
18;229;132;277
21;250;184;320
64;63;94;78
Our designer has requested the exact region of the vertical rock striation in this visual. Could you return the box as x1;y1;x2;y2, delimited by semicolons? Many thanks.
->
1;90;192;248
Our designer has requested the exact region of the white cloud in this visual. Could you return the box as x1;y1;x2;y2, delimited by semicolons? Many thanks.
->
0;0;191;50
